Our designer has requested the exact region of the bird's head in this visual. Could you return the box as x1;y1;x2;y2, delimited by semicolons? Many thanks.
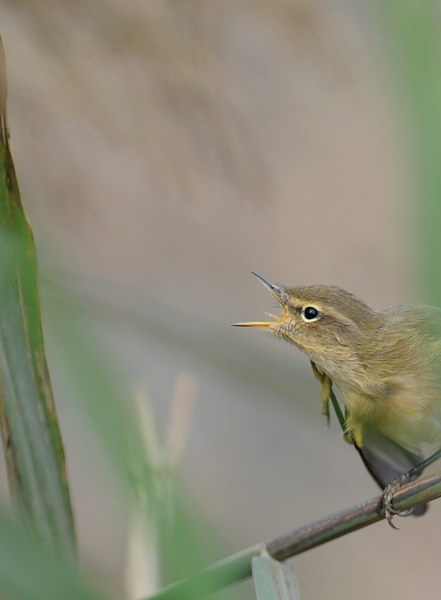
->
233;273;380;359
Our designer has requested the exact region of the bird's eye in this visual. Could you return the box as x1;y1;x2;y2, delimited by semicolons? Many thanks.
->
302;306;320;322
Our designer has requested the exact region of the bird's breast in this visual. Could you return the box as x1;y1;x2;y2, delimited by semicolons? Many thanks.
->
340;373;441;452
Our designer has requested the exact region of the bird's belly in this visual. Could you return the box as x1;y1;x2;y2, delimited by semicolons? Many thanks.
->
340;379;441;453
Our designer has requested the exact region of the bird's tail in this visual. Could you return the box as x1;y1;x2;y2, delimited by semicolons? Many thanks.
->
355;429;427;516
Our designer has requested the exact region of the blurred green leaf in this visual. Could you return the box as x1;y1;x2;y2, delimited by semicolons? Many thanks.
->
42;278;243;598
0;37;75;558
43;285;151;495
0;510;103;600
375;1;441;304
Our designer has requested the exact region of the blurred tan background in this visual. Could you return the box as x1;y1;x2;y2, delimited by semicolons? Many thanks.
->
1;1;437;599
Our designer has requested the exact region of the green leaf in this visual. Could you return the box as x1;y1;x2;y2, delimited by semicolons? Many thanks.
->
0;37;75;559
252;553;301;600
374;1;441;304
0;510;103;600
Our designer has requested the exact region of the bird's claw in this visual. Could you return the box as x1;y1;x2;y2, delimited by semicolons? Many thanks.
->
381;474;411;528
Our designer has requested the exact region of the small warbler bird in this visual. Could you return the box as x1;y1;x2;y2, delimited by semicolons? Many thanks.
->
233;273;441;519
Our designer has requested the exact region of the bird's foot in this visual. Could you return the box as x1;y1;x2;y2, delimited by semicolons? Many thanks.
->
381;474;412;528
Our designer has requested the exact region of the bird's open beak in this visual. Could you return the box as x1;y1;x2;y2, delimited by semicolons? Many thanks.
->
231;273;287;328
232;320;273;328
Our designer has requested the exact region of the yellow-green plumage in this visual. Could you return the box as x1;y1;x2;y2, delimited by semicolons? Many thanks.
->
280;287;441;453
234;277;441;515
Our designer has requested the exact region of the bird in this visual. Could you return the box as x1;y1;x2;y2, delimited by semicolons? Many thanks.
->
233;273;441;521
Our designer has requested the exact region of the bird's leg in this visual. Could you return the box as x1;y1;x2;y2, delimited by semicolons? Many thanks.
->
381;447;441;527
381;474;412;528
310;361;332;424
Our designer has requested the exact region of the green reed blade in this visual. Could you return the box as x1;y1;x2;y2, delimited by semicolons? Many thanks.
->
0;37;75;559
